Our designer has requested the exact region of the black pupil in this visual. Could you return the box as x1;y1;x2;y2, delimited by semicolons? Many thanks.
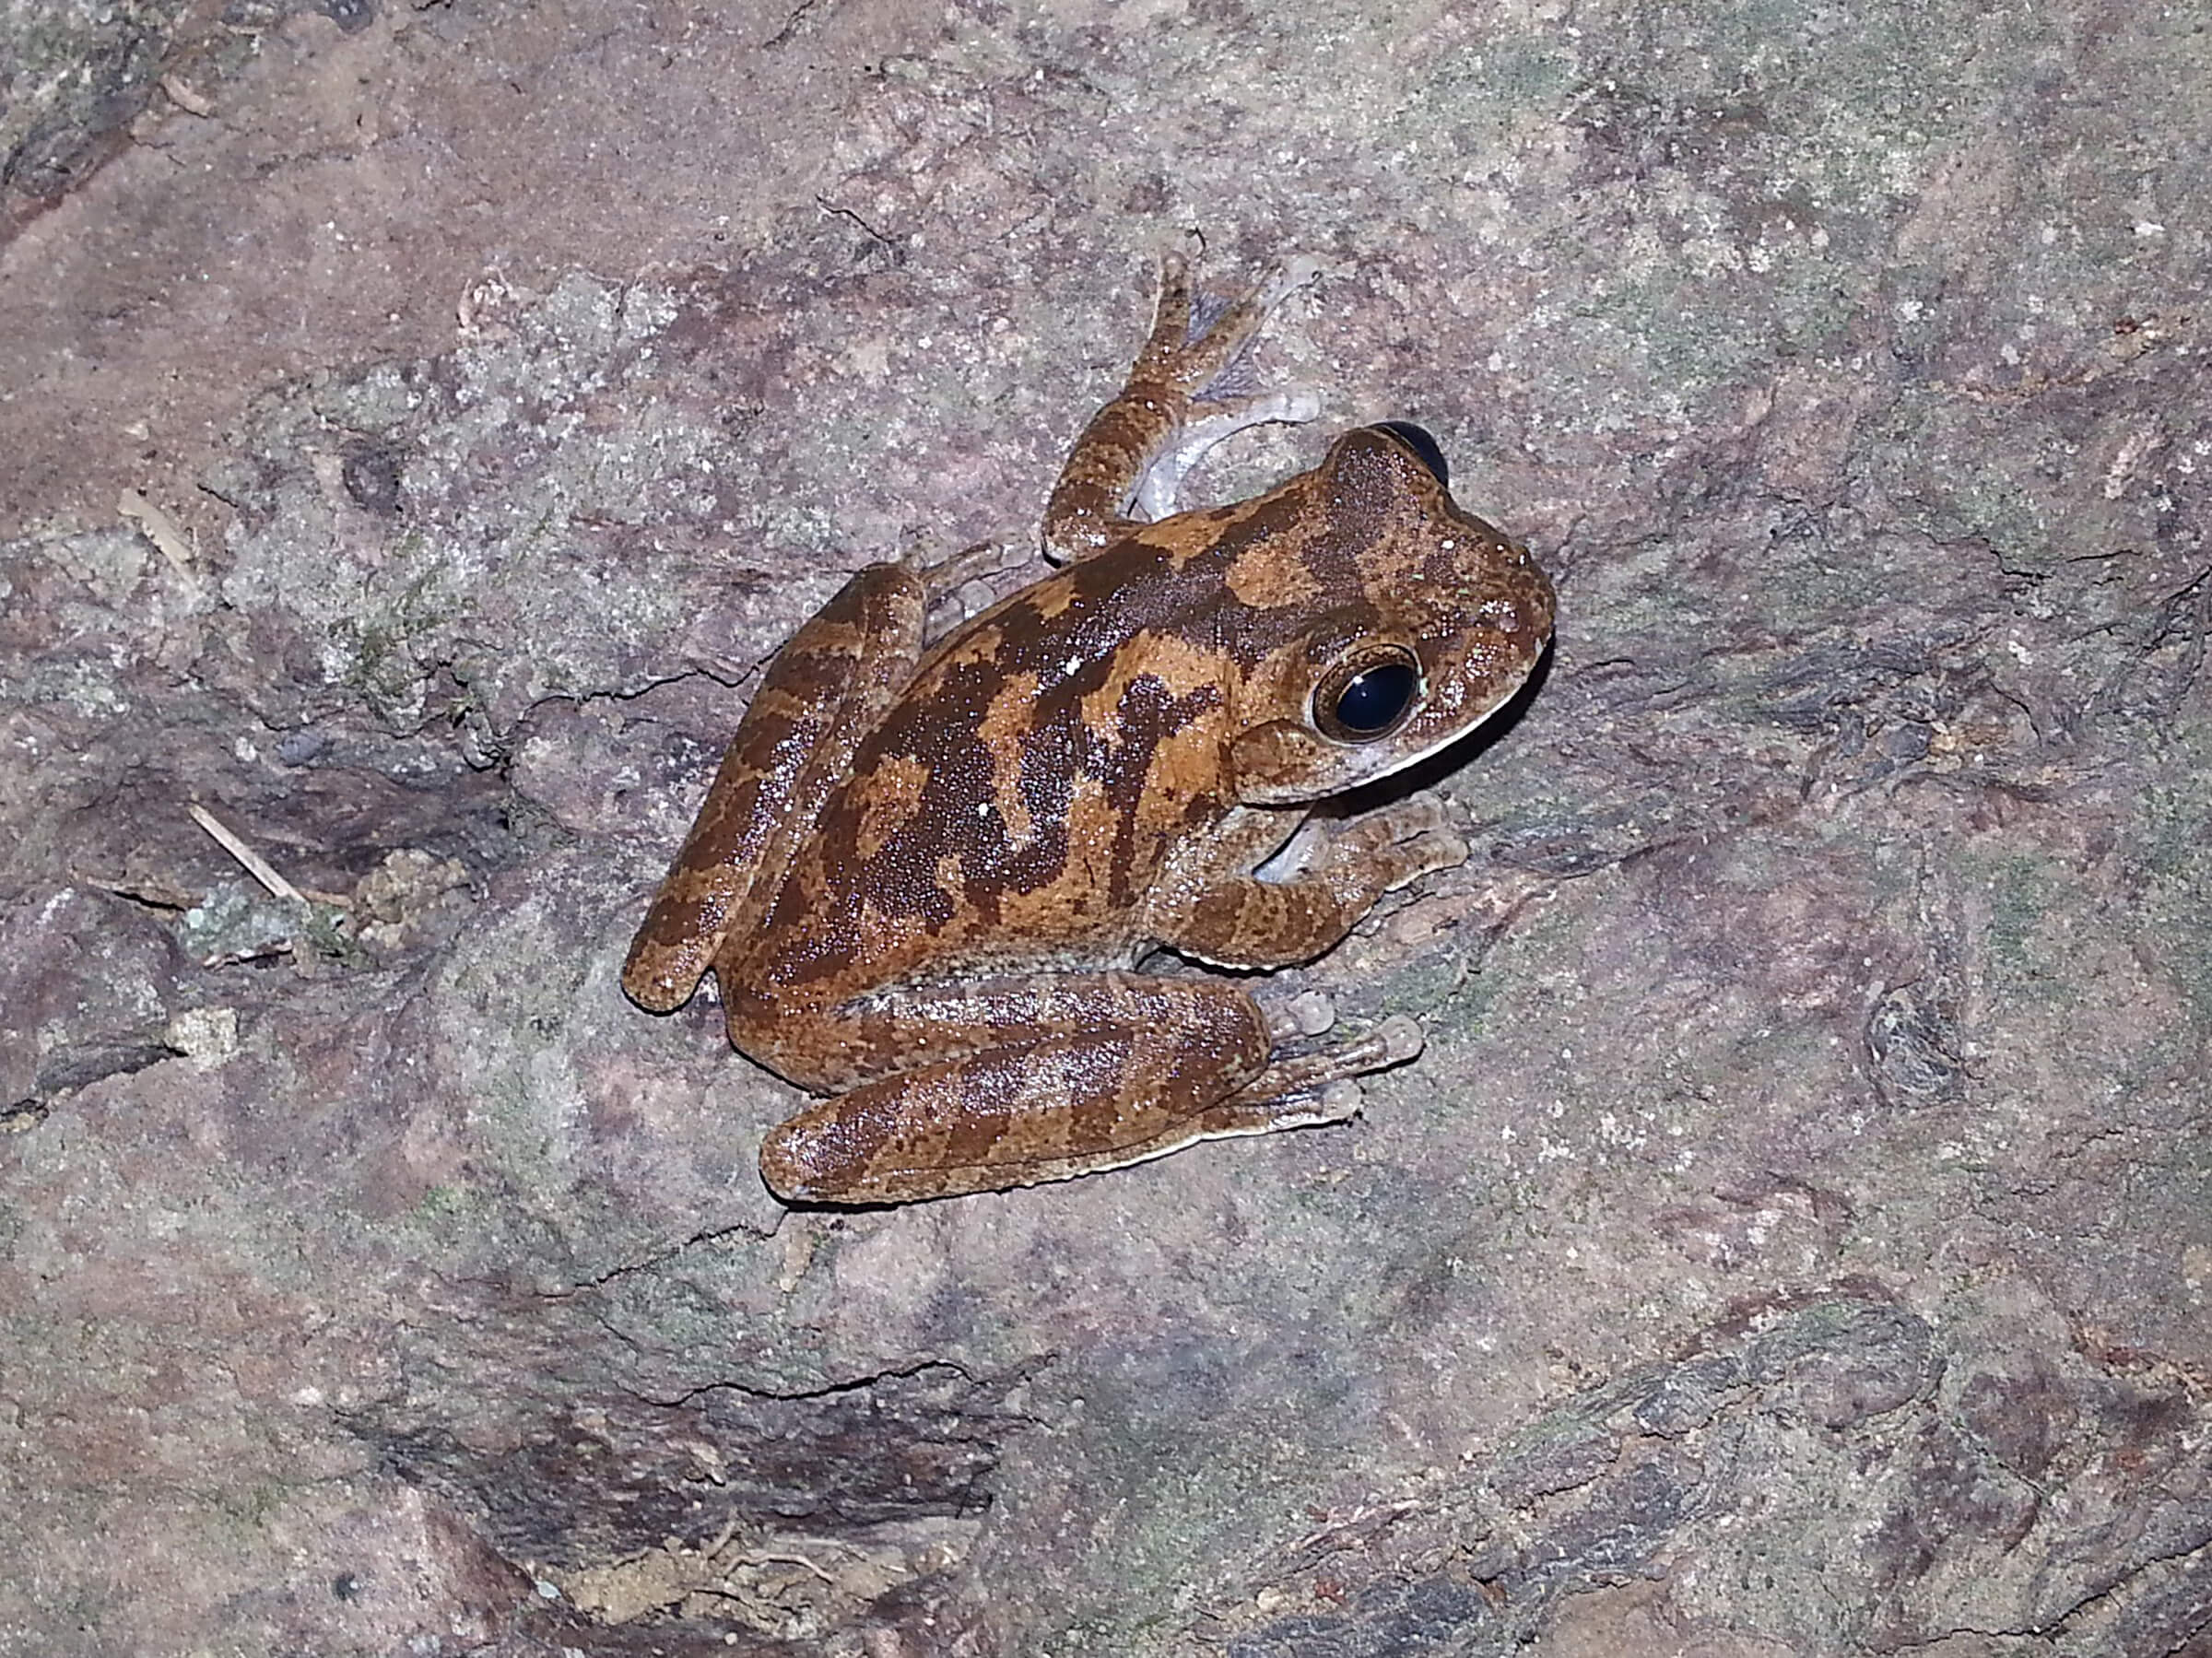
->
1335;662;1418;735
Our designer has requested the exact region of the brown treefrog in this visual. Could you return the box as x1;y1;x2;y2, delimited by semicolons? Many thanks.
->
624;253;1554;1204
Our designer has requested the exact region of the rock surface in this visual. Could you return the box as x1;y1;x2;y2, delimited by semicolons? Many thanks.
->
2;1;2207;1654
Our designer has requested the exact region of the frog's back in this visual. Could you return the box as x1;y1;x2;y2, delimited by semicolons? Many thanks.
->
728;536;1247;1002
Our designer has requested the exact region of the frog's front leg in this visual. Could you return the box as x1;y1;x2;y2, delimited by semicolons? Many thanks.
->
755;973;1401;1204
1043;250;1324;563
621;559;930;1012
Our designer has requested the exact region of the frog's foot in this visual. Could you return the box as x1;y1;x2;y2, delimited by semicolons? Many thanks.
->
1160;794;1469;971
1206;1014;1425;1126
1144;248;1326;398
907;538;1030;639
1043;250;1329;563
1365;794;1472;892
1126;251;1327;520
1265;792;1471;892
1170;255;1329;406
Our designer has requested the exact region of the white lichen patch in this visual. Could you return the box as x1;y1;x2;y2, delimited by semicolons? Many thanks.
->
164;1005;241;1067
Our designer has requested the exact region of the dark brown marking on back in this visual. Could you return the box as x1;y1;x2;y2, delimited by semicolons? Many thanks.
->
768;555;1222;958
1094;673;1223;906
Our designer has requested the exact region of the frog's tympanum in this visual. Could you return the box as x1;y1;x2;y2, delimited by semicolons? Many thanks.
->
624;253;1554;1204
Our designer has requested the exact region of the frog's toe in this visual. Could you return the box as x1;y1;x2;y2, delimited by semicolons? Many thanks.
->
1259;1076;1366;1129
1267;989;1337;1040
912;536;1025;586
1388;827;1470;888
1378;791;1453;837
951;574;1002;617
1370;1014;1425;1066
1310;1078;1366;1124
1254;254;1334;312
1309;1078;1362;1118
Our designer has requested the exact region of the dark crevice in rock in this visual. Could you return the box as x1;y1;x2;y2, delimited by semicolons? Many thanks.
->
32;1035;185;1097
345;1358;1031;1576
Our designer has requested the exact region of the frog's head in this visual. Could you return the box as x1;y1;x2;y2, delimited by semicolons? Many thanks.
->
1224;422;1555;804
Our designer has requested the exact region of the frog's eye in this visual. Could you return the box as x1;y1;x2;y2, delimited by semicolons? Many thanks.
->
1373;421;1450;488
1314;647;1423;743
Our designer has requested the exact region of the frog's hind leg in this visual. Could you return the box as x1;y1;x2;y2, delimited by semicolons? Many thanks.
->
752;975;1260;1203
1043;250;1325;563
621;561;926;1012
755;974;1422;1205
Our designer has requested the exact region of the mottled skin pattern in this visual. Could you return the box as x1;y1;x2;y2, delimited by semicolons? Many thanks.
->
624;253;1555;1204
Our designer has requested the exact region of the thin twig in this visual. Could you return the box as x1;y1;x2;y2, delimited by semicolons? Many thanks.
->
745;1550;838;1586
119;488;198;582
187;804;303;901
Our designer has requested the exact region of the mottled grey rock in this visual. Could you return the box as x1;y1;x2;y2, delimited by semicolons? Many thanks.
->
1;0;2207;1654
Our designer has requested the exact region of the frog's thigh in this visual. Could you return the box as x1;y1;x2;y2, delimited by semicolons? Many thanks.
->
624;560;926;1012
759;978;1277;1204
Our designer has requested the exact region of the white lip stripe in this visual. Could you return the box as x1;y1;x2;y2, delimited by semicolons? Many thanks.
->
1354;689;1518;782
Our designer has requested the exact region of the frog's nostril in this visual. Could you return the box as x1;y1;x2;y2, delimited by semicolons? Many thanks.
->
1372;420;1449;488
